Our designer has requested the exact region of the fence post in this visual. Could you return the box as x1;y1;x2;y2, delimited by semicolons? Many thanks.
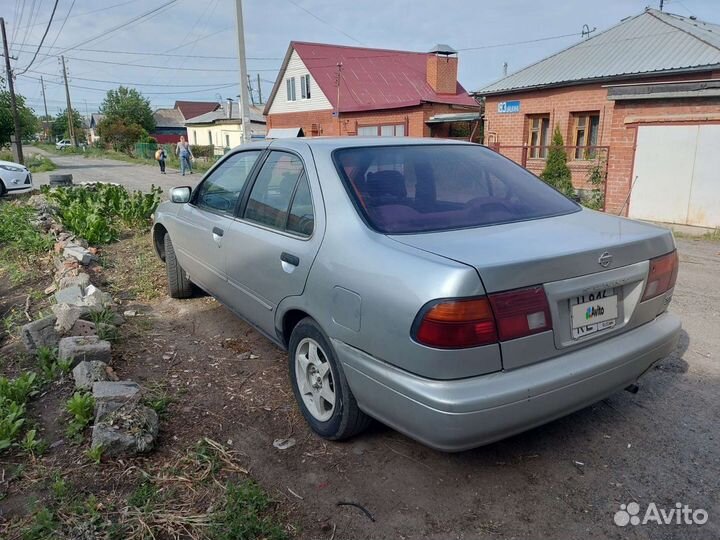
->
521;145;528;168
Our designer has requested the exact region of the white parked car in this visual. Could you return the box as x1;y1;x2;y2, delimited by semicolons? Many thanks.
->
0;159;32;196
55;139;73;150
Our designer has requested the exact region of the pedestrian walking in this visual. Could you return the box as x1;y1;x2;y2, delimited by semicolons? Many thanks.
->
155;145;167;174
175;136;194;176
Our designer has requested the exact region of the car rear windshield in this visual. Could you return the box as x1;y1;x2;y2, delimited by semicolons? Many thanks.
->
333;145;580;234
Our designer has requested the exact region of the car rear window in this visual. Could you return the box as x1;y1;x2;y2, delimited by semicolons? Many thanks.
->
333;145;580;234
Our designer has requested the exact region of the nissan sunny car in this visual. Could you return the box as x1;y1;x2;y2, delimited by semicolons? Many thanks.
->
151;138;681;451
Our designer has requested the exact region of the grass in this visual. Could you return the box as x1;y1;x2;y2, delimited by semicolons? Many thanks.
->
0;150;56;172
0;199;54;287
5;439;291;539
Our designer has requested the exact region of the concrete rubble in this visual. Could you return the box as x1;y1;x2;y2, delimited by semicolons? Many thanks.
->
58;336;112;367
23;189;162;458
72;360;118;390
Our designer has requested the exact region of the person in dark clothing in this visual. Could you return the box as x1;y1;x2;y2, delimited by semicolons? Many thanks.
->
155;146;167;174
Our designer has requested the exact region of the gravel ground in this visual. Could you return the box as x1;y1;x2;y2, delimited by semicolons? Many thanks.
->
26;146;200;194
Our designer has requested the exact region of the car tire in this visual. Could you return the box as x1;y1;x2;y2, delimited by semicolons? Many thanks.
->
164;234;193;299
0;181;6;197
289;317;371;440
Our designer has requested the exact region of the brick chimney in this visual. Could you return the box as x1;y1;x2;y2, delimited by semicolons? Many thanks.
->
426;44;458;94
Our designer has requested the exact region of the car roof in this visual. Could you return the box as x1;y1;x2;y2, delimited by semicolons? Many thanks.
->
229;137;478;153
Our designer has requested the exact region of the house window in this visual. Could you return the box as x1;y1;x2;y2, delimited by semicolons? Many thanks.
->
527;115;550;158
208;130;213;146
286;77;296;101
193;130;197;144
357;124;406;137
572;113;600;159
300;74;311;99
225;134;230;147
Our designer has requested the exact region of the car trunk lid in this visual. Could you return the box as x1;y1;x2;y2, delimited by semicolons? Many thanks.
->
390;210;675;366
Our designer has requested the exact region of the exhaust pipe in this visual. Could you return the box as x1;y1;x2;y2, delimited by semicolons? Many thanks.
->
625;383;639;394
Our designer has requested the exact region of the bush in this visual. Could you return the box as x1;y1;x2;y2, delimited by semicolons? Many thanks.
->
41;183;162;244
583;159;607;210
540;126;575;198
98;118;147;155
190;145;214;159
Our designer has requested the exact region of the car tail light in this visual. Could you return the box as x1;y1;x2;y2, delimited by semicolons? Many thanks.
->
642;250;679;301
414;298;497;349
488;286;552;341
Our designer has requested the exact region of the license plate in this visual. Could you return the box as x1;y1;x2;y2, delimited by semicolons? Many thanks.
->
570;289;618;339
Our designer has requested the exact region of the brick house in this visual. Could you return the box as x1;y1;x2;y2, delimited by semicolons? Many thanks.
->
151;101;221;144
263;42;479;139
476;9;720;229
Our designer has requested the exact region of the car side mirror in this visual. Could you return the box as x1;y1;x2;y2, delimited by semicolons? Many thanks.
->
171;186;192;203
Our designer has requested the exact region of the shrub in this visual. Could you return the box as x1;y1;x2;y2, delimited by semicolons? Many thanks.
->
540;126;575;198
65;392;95;441
41;183;162;244
583;159;607;210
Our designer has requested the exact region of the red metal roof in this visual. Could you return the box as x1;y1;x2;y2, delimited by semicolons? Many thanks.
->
174;101;220;120
291;42;477;113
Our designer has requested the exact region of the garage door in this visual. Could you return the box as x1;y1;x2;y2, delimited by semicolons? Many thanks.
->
629;124;720;228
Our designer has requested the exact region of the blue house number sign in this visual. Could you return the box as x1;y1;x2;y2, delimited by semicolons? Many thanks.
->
497;100;520;113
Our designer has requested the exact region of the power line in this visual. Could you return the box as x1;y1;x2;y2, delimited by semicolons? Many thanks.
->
19;72;238;95
51;55;280;72
54;0;179;56
26;67;236;87
16;0;60;75
11;44;281;60
22;0;143;29
457;31;584;51
285;0;363;45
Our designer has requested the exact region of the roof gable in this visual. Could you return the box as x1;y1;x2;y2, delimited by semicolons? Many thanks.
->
174;101;220;120
479;9;720;95
265;41;476;114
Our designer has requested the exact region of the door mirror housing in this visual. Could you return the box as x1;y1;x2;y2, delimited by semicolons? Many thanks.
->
171;186;192;203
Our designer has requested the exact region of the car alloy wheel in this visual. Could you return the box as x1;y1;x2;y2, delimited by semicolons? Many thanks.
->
294;337;335;422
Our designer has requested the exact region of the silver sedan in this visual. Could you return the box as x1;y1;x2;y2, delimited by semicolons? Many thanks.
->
152;138;681;451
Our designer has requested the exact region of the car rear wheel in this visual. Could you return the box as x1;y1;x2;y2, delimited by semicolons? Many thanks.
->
163;234;193;299
289;318;371;440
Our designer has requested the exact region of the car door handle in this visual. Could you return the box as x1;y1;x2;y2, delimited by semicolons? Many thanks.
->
280;252;300;267
212;227;224;237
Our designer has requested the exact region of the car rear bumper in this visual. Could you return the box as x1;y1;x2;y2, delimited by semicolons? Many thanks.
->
333;311;681;452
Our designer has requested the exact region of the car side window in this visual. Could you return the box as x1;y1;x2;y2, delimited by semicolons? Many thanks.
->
194;151;261;215
244;152;305;230
286;174;314;237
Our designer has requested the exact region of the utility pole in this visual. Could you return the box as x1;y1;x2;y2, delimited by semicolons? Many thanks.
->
659;0;664;11
61;55;76;147
40;75;50;141
247;73;255;105
234;0;251;144
257;73;262;104
1;17;24;164
335;62;343;134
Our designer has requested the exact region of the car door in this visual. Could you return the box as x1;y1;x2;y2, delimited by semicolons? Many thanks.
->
223;148;324;335
171;150;263;297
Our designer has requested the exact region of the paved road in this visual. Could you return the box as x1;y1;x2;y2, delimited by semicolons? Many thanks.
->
27;146;200;195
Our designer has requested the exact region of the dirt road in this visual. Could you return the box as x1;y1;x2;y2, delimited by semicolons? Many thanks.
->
106;235;718;540
27;146;199;194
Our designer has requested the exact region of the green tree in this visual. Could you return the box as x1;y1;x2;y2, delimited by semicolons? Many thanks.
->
0;90;38;146
540;125;575;198
98;118;147;154
52;109;85;141
99;86;155;132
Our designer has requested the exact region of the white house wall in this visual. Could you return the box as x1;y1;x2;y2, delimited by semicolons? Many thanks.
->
268;50;333;114
188;123;266;151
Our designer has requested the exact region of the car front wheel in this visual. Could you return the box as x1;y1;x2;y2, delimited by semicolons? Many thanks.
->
163;234;193;299
289;318;371;440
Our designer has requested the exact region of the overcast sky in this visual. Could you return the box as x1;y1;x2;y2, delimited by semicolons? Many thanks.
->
5;0;719;117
